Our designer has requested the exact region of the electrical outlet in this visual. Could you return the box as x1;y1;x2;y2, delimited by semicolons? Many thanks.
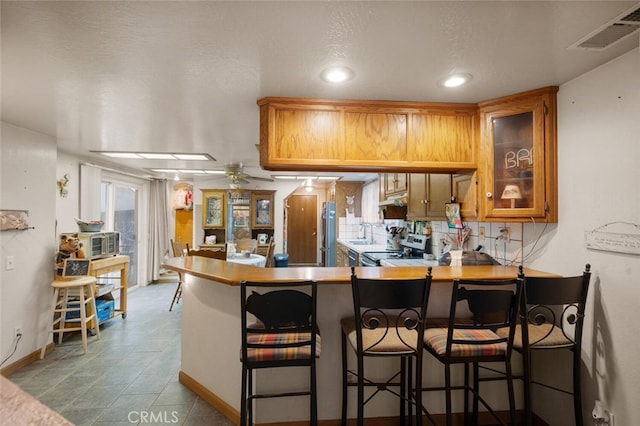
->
14;327;22;337
479;226;485;240
5;255;15;270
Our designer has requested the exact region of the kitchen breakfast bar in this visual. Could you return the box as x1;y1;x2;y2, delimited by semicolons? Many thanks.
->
163;257;557;424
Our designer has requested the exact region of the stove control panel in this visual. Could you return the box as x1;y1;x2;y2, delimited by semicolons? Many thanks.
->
400;233;429;250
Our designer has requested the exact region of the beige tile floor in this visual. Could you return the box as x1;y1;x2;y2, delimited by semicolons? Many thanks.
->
7;277;233;425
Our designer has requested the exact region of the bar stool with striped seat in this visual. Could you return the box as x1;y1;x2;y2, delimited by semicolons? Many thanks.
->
40;275;101;358
421;275;523;426
240;279;320;426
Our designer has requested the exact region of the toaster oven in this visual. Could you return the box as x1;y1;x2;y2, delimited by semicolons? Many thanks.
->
59;232;120;260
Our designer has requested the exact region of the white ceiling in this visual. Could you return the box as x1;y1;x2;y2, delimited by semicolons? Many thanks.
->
2;1;638;182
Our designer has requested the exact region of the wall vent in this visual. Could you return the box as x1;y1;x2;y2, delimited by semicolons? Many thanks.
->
569;4;640;51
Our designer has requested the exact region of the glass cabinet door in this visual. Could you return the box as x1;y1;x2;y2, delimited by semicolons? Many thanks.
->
481;96;551;219
251;192;274;229
228;191;251;240
202;190;226;229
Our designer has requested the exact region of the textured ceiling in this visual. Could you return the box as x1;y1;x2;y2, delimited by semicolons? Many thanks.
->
2;1;638;181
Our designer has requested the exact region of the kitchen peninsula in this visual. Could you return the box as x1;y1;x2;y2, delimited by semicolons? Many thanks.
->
164;256;557;424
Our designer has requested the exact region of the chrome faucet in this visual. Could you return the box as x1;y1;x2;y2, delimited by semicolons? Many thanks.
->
360;222;374;244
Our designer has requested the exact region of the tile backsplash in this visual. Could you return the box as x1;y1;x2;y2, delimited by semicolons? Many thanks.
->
338;217;388;244
428;220;523;266
338;216;524;266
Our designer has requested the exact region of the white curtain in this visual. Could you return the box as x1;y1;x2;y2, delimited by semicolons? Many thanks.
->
361;178;381;223
148;179;171;281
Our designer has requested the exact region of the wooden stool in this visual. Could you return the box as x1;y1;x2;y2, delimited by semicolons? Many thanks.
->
40;276;101;359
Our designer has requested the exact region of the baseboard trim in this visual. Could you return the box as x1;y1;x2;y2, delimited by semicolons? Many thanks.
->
0;343;53;377
179;371;240;424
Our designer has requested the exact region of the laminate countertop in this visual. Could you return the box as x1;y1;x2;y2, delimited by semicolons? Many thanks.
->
163;256;558;285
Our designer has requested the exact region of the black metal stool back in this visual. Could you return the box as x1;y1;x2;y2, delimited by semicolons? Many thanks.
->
341;266;432;426
240;280;319;426
517;264;591;425
422;275;523;426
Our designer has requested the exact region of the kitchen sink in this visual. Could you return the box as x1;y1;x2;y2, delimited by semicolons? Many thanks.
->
349;241;371;245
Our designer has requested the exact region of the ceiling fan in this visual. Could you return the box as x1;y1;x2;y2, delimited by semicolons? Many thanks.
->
222;163;274;185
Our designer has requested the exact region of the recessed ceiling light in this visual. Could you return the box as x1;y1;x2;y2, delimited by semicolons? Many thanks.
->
320;66;355;83
440;73;473;88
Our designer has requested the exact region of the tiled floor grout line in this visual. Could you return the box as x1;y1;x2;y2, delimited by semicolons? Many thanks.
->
7;279;233;426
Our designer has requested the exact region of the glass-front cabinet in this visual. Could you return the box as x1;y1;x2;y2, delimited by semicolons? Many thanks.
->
251;191;274;229
201;189;275;246
479;87;558;222
202;190;226;229
228;191;251;240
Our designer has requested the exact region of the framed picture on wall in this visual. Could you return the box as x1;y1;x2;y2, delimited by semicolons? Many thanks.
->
202;190;226;229
251;191;274;229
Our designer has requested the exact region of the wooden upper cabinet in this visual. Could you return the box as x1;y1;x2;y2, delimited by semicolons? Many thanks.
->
344;111;408;164
382;173;408;197
452;172;478;221
258;97;477;172
478;87;558;222
266;104;343;167
406;174;452;220
409;111;477;168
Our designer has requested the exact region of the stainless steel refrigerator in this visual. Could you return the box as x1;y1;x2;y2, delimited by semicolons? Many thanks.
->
321;201;336;266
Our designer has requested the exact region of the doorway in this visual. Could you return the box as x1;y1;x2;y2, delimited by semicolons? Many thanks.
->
101;177;142;288
174;209;193;249
286;194;317;265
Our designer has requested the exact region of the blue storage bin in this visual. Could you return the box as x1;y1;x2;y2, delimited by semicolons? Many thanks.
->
66;298;114;323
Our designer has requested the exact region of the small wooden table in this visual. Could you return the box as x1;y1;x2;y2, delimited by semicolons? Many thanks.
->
88;255;129;328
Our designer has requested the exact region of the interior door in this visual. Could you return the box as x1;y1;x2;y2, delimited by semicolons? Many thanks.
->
174;209;193;248
286;194;317;265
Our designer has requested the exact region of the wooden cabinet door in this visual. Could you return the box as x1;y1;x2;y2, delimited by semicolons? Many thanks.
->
383;173;408;197
410;111;477;167
261;103;343;169
425;174;452;218
344;111;408;164
453;172;478;220
407;174;452;220
478;87;557;221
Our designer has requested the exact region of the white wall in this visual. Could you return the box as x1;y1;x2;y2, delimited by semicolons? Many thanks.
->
55;151;83;234
1;123;57;364
524;48;640;425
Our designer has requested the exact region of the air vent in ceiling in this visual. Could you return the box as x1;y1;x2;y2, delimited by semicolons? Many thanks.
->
569;4;640;51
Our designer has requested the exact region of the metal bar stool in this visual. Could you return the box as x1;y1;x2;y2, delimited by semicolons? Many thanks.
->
40;276;101;358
